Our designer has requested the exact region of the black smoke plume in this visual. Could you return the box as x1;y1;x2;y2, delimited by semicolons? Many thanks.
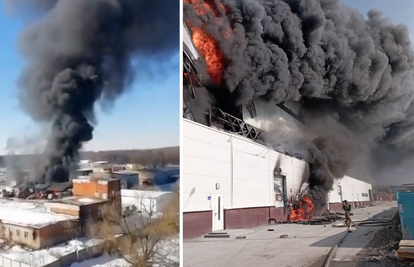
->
184;0;414;207
11;0;179;183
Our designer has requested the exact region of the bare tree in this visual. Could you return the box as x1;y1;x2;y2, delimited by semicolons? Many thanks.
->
91;189;179;267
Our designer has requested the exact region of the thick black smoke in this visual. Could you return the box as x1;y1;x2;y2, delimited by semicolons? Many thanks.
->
12;0;179;183
184;0;414;207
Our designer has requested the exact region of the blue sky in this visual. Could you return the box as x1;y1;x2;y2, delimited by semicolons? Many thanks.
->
342;0;414;41
0;7;180;154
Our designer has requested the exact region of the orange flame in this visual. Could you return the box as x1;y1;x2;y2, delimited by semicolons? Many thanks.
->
191;29;225;84
185;0;231;85
288;196;314;222
185;0;211;16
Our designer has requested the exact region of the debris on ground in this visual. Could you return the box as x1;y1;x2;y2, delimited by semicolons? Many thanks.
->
280;234;288;238
397;240;414;262
356;212;414;267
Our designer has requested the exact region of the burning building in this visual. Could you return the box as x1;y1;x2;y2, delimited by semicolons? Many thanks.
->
182;0;379;238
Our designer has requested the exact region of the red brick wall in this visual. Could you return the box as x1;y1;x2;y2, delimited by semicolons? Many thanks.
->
183;210;212;239
328;201;371;212
183;202;376;240
224;207;288;229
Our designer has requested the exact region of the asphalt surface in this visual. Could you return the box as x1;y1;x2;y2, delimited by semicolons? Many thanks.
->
183;202;397;267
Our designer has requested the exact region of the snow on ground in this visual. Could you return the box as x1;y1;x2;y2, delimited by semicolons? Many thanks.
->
0;238;102;267
68;236;180;267
70;255;130;267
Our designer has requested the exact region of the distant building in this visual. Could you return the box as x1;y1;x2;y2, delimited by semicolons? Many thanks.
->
0;206;78;249
388;185;409;200
153;166;179;189
111;171;139;189
401;184;414;192
121;189;175;214
137;169;155;186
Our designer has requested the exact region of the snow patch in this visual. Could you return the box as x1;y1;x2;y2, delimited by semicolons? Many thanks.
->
78;198;94;203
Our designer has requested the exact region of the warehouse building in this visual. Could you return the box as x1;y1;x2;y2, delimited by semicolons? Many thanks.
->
182;117;373;239
183;23;374;238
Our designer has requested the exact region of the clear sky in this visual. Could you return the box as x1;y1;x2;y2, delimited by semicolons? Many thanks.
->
342;0;414;41
0;6;179;154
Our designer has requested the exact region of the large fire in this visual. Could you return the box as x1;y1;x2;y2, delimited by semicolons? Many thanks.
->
185;0;230;85
288;196;314;222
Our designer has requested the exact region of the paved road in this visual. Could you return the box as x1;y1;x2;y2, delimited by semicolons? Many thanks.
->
330;204;398;267
183;202;397;267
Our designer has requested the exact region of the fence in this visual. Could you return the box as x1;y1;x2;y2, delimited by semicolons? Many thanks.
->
0;255;31;267
0;242;105;267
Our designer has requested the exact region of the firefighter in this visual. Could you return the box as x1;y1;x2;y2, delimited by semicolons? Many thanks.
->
342;200;352;233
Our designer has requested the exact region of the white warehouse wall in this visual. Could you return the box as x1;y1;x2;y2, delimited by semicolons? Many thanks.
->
183;120;232;212
328;175;372;203
242;99;307;135
183;119;308;213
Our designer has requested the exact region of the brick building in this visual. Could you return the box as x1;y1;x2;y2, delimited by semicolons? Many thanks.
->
0;206;78;249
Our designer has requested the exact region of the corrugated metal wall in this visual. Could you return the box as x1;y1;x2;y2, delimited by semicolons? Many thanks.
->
397;191;414;240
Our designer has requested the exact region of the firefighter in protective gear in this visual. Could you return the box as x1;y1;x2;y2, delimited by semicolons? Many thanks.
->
342;200;352;232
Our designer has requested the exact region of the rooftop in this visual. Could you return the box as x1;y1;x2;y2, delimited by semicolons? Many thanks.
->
59;196;107;206
72;177;118;183
121;189;172;199
112;170;140;175
0;205;76;228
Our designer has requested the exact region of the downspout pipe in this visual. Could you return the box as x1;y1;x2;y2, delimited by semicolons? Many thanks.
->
230;135;234;207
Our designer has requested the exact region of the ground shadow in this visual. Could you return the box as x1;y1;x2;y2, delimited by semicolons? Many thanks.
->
309;207;398;249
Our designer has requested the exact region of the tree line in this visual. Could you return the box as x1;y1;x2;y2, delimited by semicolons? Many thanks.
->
0;146;179;169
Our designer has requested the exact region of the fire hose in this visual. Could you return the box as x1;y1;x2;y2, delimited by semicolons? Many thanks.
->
353;219;393;227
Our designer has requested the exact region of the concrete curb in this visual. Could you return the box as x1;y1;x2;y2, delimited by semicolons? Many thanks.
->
322;230;349;267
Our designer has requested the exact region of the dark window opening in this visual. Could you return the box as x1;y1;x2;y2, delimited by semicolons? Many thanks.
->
274;174;286;206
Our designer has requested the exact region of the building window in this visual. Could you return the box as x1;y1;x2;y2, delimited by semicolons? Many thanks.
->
274;174;286;203
24;232;28;238
33;231;37;240
16;230;20;236
246;101;257;118
1;227;4;234
362;193;368;197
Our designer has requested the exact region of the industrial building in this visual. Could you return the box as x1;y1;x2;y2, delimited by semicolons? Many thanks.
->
0;176;122;249
121;189;175;214
0;206;78;249
183;23;373;239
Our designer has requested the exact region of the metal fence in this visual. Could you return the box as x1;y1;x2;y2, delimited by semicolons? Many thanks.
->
0;242;104;267
0;255;32;267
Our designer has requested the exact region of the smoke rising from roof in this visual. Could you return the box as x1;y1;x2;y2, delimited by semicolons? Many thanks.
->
10;0;179;183
184;0;414;207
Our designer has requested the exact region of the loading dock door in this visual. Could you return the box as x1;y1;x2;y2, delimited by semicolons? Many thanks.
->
274;174;286;208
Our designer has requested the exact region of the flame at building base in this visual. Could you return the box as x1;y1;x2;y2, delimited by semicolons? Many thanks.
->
288;196;314;222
